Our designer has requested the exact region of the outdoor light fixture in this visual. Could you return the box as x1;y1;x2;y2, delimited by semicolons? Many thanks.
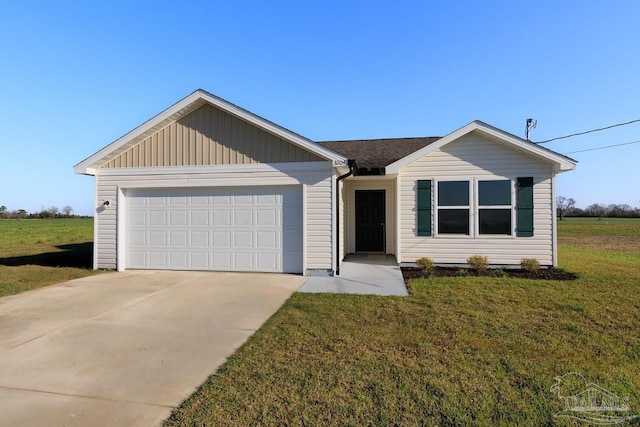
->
102;200;110;207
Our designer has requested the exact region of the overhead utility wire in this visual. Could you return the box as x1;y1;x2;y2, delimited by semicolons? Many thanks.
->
537;118;640;144
563;139;640;155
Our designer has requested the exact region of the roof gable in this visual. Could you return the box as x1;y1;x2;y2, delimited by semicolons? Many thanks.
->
385;121;577;174
386;120;577;174
102;103;323;168
74;90;345;175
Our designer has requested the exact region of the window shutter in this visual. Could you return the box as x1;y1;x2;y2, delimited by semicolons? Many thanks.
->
417;180;432;236
517;177;534;237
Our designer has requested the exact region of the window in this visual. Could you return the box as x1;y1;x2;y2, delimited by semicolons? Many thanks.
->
418;177;533;238
478;180;512;235
437;181;469;235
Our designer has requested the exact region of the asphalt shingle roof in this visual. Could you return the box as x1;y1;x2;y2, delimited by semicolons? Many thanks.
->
317;137;440;172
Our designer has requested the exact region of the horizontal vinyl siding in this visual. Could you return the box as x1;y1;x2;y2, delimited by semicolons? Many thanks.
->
344;179;396;255
306;175;333;270
93;162;333;271
96;177;118;269
102;104;322;168
399;133;555;265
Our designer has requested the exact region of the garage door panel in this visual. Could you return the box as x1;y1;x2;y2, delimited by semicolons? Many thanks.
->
233;210;253;226
191;252;209;269
212;231;231;247
169;231;188;246
233;253;254;269
169;252;188;268
126;186;303;273
148;252;167;268
212;252;231;269
257;253;278;270
149;211;167;226
213;210;231;226
191;231;209;247
234;231;253;248
148;231;167;246
190;210;209;226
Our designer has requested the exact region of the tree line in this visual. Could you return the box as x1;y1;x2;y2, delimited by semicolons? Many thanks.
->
557;196;640;219
0;205;89;219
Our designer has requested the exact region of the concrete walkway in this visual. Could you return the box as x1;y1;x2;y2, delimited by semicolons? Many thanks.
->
299;254;408;296
0;270;305;427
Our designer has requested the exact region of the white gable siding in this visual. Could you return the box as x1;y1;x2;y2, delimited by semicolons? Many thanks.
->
399;133;555;266
93;162;333;272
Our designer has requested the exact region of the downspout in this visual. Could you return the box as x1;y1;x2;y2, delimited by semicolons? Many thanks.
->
335;160;356;275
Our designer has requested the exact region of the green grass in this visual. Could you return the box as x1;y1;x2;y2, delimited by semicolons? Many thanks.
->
0;218;98;297
165;219;640;426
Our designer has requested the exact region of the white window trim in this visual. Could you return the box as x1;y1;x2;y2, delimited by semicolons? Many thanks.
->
474;178;516;239
433;177;518;239
434;179;473;238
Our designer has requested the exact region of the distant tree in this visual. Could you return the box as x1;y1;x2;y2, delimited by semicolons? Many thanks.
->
62;205;73;217
585;203;607;219
556;196;576;220
16;209;27;219
0;205;6;218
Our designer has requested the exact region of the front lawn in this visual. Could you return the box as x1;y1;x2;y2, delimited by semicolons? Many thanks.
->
0;218;99;297
165;220;640;425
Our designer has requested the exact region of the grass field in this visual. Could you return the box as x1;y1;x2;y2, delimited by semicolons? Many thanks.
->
0;218;98;297
165;218;640;426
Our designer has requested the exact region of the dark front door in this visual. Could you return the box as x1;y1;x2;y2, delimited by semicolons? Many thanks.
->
355;190;385;252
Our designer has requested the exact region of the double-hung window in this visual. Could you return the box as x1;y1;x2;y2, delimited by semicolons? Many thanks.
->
437;180;470;235
478;180;513;235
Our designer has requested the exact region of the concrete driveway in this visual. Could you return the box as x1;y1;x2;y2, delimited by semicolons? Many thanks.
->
0;270;305;427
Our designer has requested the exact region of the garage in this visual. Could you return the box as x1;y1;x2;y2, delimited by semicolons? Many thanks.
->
125;186;303;273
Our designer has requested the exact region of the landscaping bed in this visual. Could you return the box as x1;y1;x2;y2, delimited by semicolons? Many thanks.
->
401;266;578;281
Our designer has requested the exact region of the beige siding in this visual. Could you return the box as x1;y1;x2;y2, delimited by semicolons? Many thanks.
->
399;133;555;265
93;162;333;272
102;104;322;168
344;178;396;255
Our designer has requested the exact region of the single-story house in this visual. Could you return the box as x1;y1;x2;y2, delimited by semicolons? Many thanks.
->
74;89;577;275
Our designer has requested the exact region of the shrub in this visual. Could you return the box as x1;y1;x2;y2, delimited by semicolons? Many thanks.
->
416;257;435;271
458;268;469;277
422;269;433;278
520;258;540;273
467;255;489;271
494;268;507;278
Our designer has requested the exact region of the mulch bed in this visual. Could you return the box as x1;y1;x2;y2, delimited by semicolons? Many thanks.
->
401;266;578;282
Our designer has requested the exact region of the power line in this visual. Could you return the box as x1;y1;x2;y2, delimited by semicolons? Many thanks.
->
537;118;640;144
563;139;640;155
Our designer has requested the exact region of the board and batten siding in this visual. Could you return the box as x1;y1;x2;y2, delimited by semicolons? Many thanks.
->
93;162;333;272
399;133;555;265
101;104;322;169
344;178;397;256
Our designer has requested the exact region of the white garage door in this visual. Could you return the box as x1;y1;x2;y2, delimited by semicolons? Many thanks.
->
126;186;303;273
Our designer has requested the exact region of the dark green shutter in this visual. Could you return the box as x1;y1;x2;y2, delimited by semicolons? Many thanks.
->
417;180;432;236
517;177;534;237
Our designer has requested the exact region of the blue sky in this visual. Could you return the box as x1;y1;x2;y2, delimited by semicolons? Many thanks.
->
1;1;639;215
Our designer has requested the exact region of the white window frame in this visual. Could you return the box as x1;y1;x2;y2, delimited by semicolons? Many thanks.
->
433;177;516;239
434;179;472;238
474;178;516;238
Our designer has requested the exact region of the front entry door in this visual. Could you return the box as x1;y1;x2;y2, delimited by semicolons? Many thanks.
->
355;190;385;252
